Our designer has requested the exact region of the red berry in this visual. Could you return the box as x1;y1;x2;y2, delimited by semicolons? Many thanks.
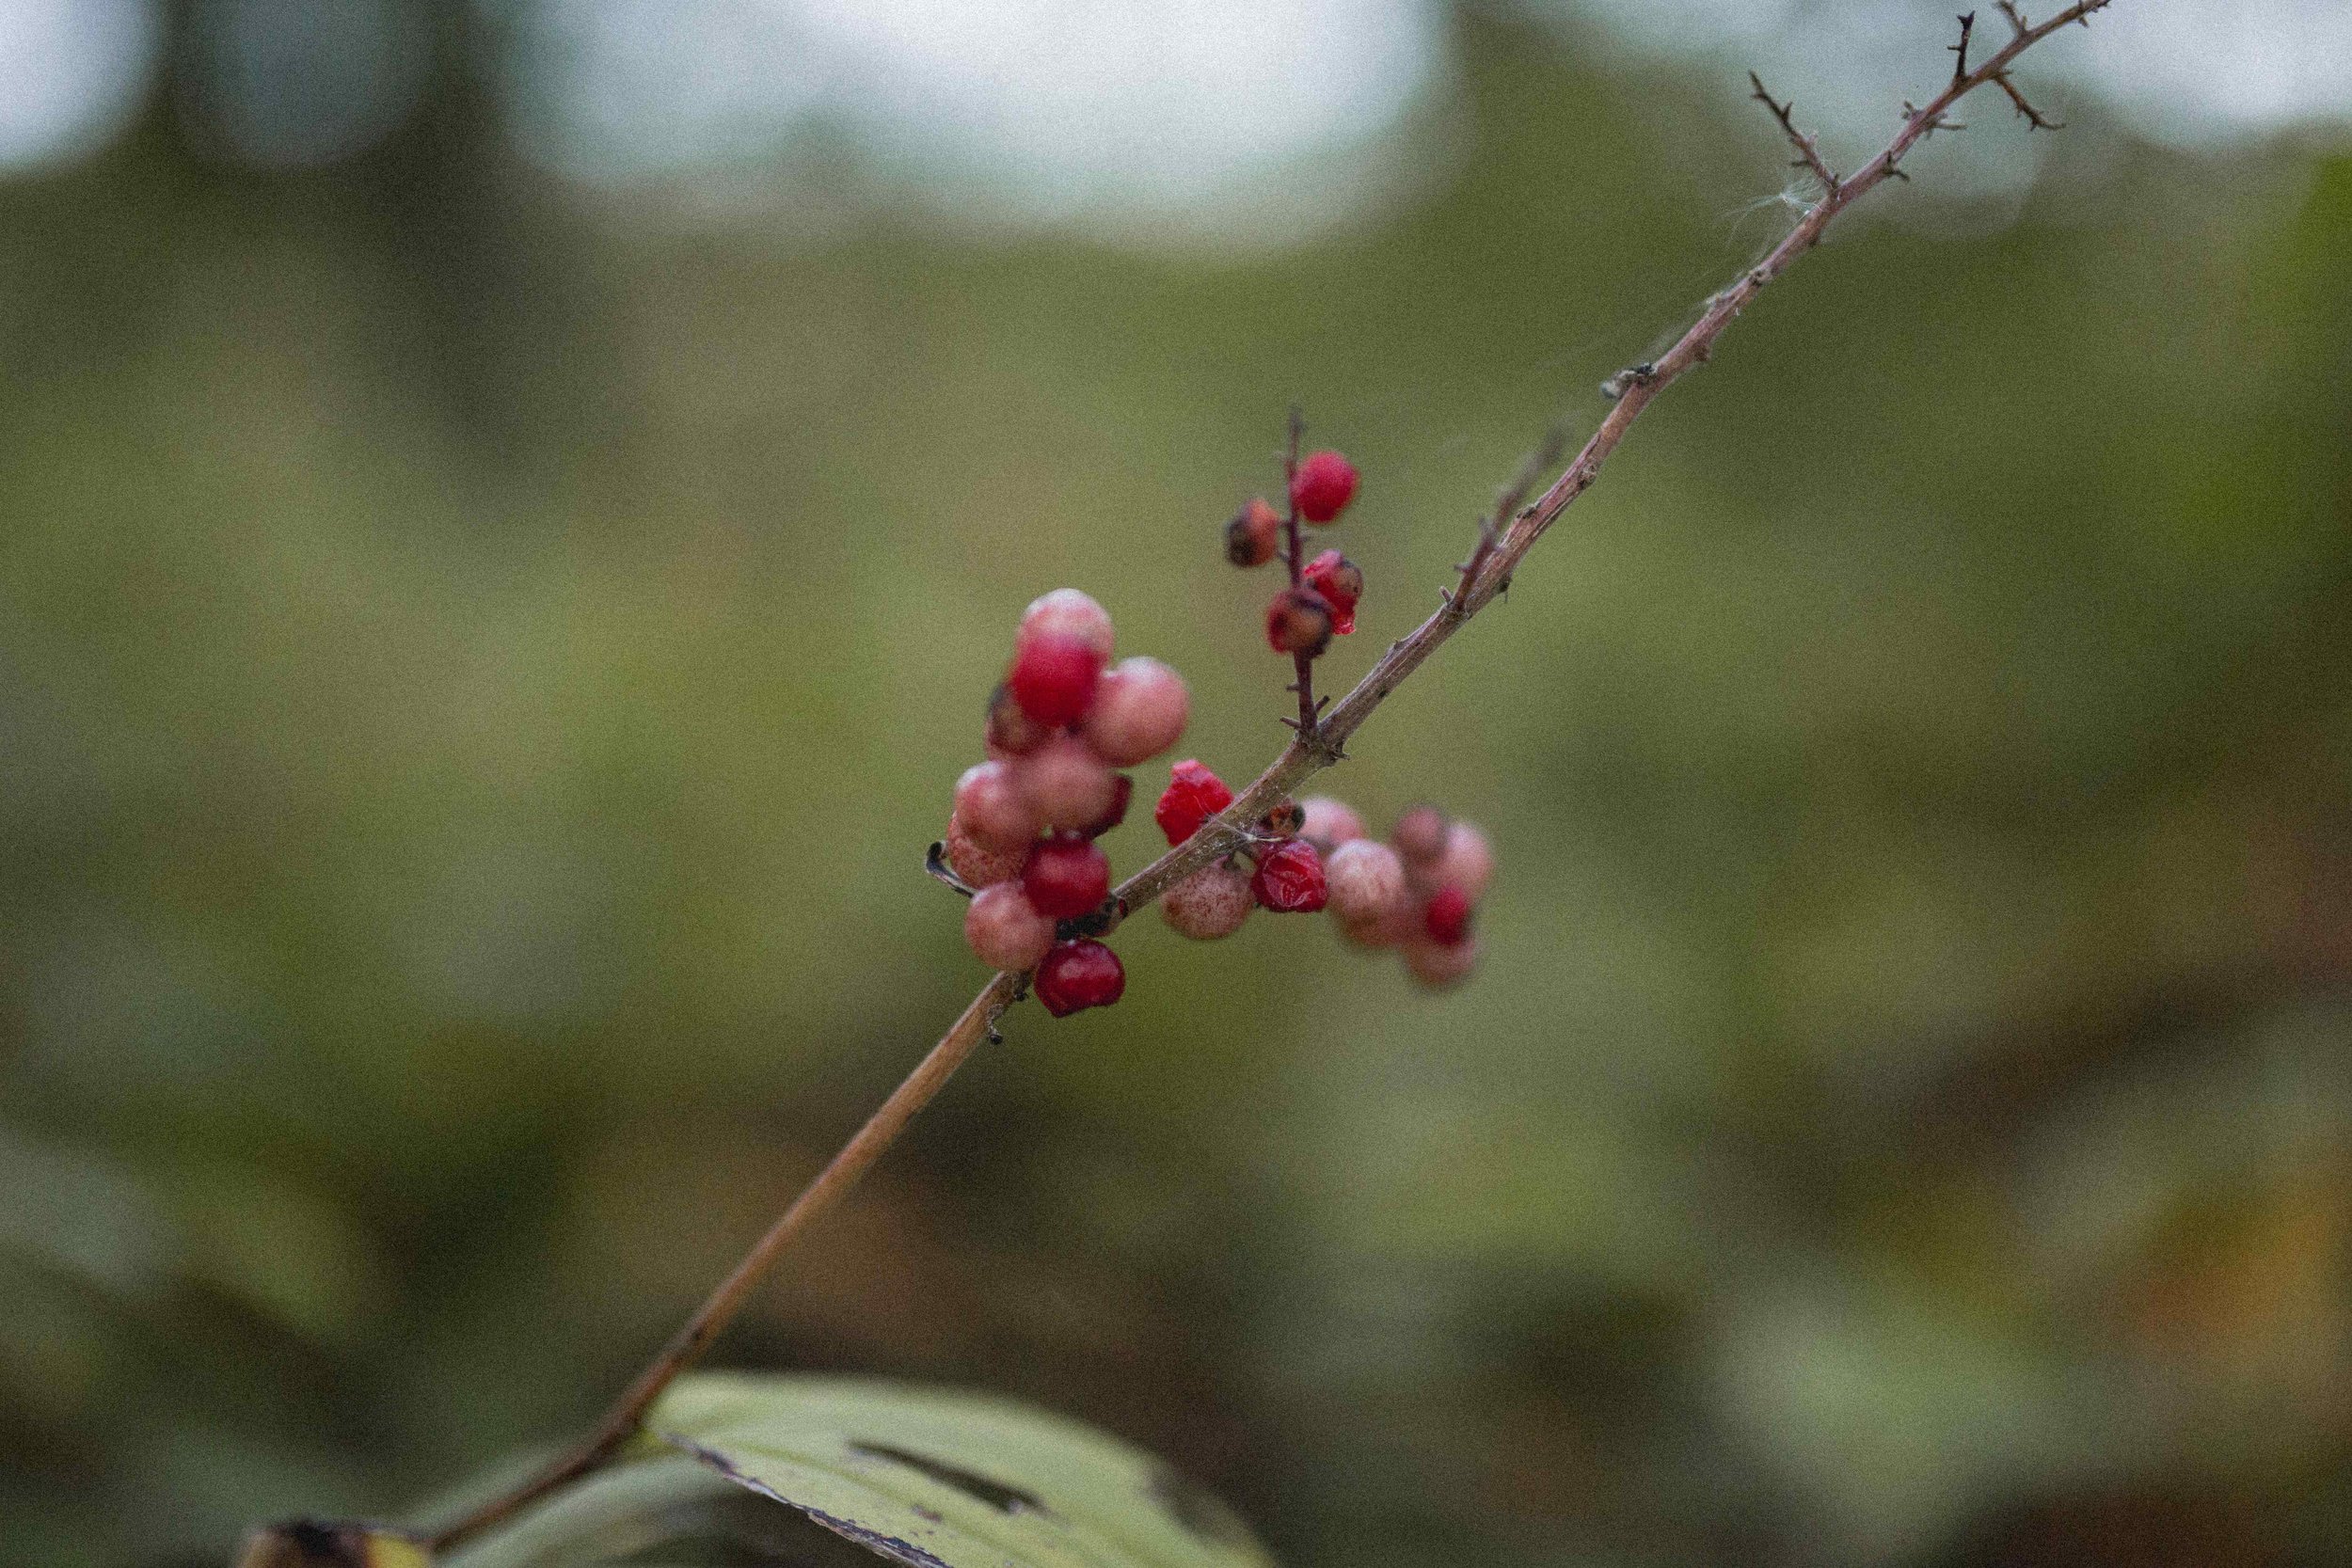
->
953;760;1040;852
1291;450;1358;524
986;682;1051;757
1250;839;1327;913
1301;549;1362;635
1009;633;1102;727
964;883;1057;973
1424;884;1473;946
1034;939;1125;1017
1081;657;1189;766
1225;498;1281;567
1022;835;1112;921
1154;759;1234;846
1079;773;1133;840
1265;586;1334;657
1019;589;1115;664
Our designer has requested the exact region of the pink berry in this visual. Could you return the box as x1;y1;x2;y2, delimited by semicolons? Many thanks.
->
1391;804;1449;867
1290;450;1359;524
1225;499;1281;567
1423;884;1473;947
1023;836;1112;921
1250;839;1328;913
1018;735;1120;832
1402;934;1477;990
1081;657;1190;767
1018;589;1115;664
986;682;1051;758
963;883;1057;972
1009;633;1103;728
1324;839;1406;927
1432;820;1494;903
1079;773;1133;840
953;761;1040;852
1161;862;1254;941
1298;796;1366;855
1334;906;1412;950
1154;760;1234;846
1035;939;1125;1017
1301;550;1362;635
1265;587;1334;657
945;816;1028;888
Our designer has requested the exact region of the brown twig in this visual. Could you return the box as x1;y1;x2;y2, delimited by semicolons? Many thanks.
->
1748;71;1839;197
1453;426;1567;614
421;3;2117;1548
1277;406;1329;751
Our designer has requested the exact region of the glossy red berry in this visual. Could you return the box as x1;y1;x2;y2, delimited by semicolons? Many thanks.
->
1225;498;1281;567
1034;939;1125;1017
1301;550;1362;635
1423;884;1473;946
1265;586;1334;657
1009;633;1102;727
1154;759;1234;846
1250;839;1328;913
1291;450;1359;524
1022;836;1112;921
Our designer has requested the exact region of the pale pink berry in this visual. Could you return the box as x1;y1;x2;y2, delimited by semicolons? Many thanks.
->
1081;657;1190;767
1298;796;1366;856
1334;906;1413;950
964;883;1057;972
1324;839;1406;927
945;816;1028;888
1018;589;1115;665
1391;804;1449;867
1161;863;1253;941
1402;935;1478;990
1017;735;1120;832
953;761;1040;852
1431;820;1494;902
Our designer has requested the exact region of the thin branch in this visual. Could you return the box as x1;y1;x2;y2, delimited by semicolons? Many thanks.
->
1748;71;1839;197
1279;405;1324;750
1455;426;1567;614
421;3;2118;1548
1951;11;1977;82
1991;70;2066;128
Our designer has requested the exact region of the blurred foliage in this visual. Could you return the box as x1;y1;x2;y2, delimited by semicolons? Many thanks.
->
3;5;2351;1568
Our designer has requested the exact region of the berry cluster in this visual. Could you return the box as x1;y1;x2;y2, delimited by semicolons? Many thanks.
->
946;590;1189;1016
1156;772;1492;990
1227;449;1362;657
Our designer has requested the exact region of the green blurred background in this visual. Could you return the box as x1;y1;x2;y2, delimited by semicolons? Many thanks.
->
4;2;2350;1564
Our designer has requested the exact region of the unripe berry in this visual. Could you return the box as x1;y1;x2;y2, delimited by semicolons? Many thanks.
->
1291;450;1359;524
1079;773;1133;840
986;682;1051;758
1298;796;1366;855
1431;820;1495;902
1225;498;1281;567
1161;862;1253;941
1301;549;1362;635
1081;657;1190;767
1154;759;1234;846
1034;939;1125;1017
1391;803;1449;867
1022;835;1112;921
1018;735;1120;832
1402;934;1478;990
1008;633;1102;728
945;816;1028;888
953;761;1040;852
1265;586;1334;657
1018;588;1115;664
1324;839;1406;927
1250;839;1328;913
1423;884;1473;947
963;883;1057;973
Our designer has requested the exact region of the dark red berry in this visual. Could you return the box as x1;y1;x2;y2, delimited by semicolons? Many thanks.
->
1301;549;1361;635
1250;839;1328;912
1079;773;1132;839
1154;759;1234;846
1424;884;1472;946
987;682;1050;756
1265;587;1334;657
1009;633;1102;727
1023;836;1112;920
1225;498;1281;567
1034;939;1125;1017
1291;450;1359;524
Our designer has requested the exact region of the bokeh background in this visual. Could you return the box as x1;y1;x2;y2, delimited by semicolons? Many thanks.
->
4;2;2350;1564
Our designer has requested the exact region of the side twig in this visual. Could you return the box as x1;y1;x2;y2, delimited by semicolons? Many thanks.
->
1278;406;1327;748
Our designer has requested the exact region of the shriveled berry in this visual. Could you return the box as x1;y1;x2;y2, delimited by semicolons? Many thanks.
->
1432;820;1494;902
985;681;1051;757
1423;884;1473;947
964;883;1057;972
1023;836;1112;921
1154;759;1234;846
1224;498;1281;567
1402;934;1477;990
1291;450;1359;524
945;816;1028;888
1299;796;1366;854
1392;803;1449;867
1325;839;1406;927
1009;633;1103;728
1301;549;1362;635
1079;773;1133;840
1250;839;1327;913
1035;939;1125;1017
1161;862;1253;941
1265;586;1334;657
1018;588;1114;664
1018;735;1120;832
1260;799;1303;837
1081;657;1189;767
953;761;1040;852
